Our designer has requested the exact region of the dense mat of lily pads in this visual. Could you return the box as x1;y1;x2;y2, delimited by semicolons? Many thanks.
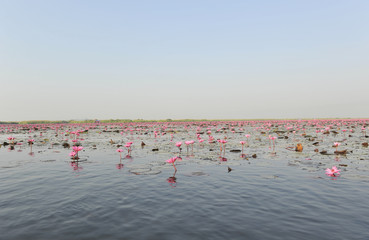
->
1;119;369;180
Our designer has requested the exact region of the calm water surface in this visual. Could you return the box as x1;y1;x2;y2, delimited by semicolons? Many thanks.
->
1;122;369;239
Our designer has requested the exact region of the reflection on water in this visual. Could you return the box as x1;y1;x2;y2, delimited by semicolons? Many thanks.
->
167;170;177;187
70;160;83;172
116;158;124;169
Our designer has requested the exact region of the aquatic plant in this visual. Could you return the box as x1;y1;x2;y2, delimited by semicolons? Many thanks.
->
125;142;133;156
218;139;227;158
28;138;34;152
269;135;277;153
7;136;15;144
69;151;77;159
116;148;123;159
166;156;181;171
185;140;195;153
325;166;341;177
240;141;246;155
71;146;84;159
245;134;251;146
342;129;348;137
175;142;182;153
333;142;341;152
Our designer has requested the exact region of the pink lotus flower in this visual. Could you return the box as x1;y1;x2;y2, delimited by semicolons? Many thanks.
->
70;146;83;159
117;148;123;158
269;135;277;153
333;142;341;151
325;166;341;177
175;141;182;153
240;141;246;155
166;156;180;171
166;157;177;163
72;146;84;152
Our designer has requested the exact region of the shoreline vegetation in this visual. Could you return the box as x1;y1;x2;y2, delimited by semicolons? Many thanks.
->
0;118;368;125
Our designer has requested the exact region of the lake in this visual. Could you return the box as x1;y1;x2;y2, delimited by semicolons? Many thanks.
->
1;120;369;239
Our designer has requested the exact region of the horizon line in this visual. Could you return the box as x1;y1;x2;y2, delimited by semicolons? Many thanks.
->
1;117;369;124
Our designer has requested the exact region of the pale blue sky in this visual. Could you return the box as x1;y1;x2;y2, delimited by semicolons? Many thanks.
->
1;0;368;121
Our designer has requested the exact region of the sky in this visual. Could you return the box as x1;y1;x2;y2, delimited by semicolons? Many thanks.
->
1;0;369;121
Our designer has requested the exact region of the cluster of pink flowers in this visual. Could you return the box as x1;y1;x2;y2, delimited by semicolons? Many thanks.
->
70;146;84;160
196;133;205;144
185;140;194;144
7;136;15;144
218;139;227;144
125;142;133;155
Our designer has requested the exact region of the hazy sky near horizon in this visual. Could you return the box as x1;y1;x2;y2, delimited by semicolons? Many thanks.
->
1;0;368;121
